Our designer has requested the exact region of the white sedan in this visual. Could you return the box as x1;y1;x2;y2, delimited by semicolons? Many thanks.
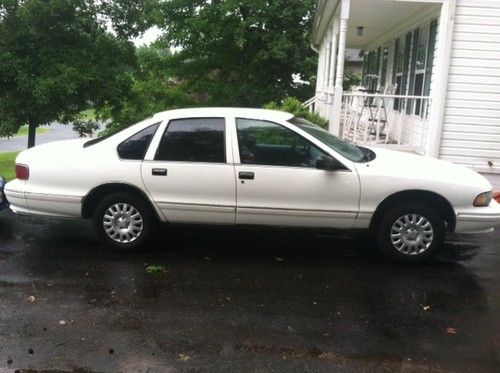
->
5;108;500;262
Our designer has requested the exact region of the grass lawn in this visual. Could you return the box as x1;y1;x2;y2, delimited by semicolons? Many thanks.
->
0;152;19;181
79;109;96;121
16;126;49;137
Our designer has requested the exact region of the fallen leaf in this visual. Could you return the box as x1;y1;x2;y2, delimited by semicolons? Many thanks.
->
313;301;318;305
26;295;36;303
59;320;66;325
178;353;190;362
275;257;284;262
146;265;167;275
446;327;456;334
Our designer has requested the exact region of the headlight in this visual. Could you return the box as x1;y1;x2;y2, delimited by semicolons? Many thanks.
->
473;191;493;207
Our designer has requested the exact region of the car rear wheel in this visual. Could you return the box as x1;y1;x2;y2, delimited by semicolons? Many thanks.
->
93;192;155;251
376;202;445;263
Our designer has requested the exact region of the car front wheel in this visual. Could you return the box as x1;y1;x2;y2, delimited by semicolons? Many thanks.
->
93;192;155;251
376;202;445;263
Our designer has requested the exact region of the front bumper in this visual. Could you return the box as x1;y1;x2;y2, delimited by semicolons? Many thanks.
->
455;200;500;233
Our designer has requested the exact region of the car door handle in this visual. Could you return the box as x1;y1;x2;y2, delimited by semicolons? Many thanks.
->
239;171;254;180
152;168;167;176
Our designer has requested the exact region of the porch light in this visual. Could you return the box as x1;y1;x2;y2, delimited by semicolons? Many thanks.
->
357;26;364;36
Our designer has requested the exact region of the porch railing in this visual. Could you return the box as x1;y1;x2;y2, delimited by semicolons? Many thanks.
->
341;92;431;150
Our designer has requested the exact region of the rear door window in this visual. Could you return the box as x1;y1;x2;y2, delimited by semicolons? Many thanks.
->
155;118;226;163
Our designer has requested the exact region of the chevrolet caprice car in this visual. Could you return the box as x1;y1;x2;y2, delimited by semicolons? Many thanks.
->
5;108;500;262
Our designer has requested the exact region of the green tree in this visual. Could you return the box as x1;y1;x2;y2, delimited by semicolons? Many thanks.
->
0;0;148;148
156;0;317;108
101;45;196;134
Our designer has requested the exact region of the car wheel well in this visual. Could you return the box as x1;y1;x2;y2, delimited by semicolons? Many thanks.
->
369;190;456;233
82;183;159;220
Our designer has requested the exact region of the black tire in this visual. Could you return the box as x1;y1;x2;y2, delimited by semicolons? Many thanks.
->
376;202;445;264
92;192;156;251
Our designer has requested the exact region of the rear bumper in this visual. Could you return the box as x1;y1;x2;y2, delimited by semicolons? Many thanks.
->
455;201;500;233
5;179;82;218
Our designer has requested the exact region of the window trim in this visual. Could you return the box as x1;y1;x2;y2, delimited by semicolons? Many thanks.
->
153;117;228;164
234;117;329;169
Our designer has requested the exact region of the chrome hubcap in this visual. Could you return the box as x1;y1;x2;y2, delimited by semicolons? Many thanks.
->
103;203;143;243
390;214;434;255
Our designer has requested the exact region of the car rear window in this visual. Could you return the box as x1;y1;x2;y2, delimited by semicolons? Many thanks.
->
117;123;161;160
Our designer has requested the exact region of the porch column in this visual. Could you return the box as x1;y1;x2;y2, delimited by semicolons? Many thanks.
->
329;0;350;136
315;43;324;98
425;0;456;158
327;16;340;120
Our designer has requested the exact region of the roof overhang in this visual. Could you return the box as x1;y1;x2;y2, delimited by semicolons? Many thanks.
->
311;0;442;50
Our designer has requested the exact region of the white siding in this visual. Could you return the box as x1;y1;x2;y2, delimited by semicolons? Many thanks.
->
440;0;500;174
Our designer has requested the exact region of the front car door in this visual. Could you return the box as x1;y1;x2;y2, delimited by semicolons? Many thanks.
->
141;117;236;224
232;118;360;228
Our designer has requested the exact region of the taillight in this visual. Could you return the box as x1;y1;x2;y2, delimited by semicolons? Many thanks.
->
15;164;29;180
494;191;500;204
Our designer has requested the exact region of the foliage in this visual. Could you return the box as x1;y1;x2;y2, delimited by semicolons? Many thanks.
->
72;118;100;138
101;46;196;134
0;151;19;180
264;97;328;128
343;71;361;91
156;0;318;107
0;0;145;147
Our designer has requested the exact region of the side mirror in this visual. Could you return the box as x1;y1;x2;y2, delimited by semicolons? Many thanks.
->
315;155;345;171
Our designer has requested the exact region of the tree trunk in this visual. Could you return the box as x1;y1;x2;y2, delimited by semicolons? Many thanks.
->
27;121;37;148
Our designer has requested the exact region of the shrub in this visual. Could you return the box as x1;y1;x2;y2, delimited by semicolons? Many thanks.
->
264;97;328;129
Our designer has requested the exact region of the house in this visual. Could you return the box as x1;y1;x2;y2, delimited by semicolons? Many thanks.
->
309;0;500;187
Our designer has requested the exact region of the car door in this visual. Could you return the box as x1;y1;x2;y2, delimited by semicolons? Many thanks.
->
141;117;236;224
233;118;360;228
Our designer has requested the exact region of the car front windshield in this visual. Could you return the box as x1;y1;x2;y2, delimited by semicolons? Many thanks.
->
289;117;367;162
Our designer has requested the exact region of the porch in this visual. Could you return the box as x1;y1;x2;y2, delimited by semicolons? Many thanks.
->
308;0;455;156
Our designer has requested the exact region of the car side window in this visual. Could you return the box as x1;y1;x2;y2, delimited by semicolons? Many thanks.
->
117;122;161;160
155;118;226;163
236;118;326;167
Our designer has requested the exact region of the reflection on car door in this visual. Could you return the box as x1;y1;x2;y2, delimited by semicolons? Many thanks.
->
234;118;360;228
141;117;236;224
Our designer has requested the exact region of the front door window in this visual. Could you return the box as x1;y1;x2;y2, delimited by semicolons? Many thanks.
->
236;118;325;168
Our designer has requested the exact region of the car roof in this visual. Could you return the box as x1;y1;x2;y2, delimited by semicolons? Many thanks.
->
152;107;294;122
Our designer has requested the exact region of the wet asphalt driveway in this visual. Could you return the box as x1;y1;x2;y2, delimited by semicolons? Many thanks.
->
0;210;499;372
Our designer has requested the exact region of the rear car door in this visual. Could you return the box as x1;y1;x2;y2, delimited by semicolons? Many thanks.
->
141;117;236;224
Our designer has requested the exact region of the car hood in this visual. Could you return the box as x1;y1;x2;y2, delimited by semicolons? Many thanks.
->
357;147;492;191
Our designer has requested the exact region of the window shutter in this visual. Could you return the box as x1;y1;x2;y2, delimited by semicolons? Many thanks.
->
375;47;382;91
424;20;438;97
392;38;399;83
402;31;413;114
404;29;420;114
362;52;368;78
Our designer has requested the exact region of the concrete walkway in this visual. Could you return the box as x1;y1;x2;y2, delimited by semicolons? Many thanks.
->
0;123;81;153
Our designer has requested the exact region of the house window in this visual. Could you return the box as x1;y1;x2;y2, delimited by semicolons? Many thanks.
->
409;25;430;116
393;35;408;111
363;19;437;115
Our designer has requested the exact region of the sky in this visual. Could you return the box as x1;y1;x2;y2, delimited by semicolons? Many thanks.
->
132;26;162;47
